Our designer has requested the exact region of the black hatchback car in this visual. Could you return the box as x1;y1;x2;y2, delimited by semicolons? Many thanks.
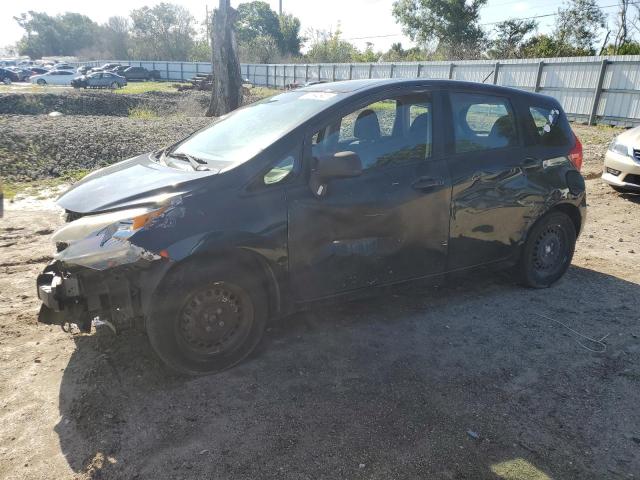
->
37;79;586;375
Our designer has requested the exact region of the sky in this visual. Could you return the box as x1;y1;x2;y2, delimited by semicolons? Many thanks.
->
0;0;618;53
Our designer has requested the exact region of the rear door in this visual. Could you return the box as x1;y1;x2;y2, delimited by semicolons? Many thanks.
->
286;88;451;301
445;90;538;270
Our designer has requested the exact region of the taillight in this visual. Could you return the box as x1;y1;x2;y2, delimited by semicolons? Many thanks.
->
569;134;583;171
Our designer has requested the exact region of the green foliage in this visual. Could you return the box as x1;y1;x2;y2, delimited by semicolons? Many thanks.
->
554;0;606;53
602;41;640;55
392;0;487;60
129;3;196;61
520;34;592;58
235;2;303;59
278;14;303;57
305;28;359;63
128;107;159;119
14;11;101;58
488;19;537;59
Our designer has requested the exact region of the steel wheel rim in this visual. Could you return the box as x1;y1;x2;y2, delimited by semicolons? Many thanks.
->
532;224;567;274
175;282;253;357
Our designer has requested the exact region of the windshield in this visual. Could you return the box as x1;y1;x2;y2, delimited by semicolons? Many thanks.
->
172;90;340;166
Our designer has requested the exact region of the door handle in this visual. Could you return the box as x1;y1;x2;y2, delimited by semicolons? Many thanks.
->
412;177;445;191
522;158;543;169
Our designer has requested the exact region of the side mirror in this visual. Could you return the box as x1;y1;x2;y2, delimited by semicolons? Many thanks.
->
310;151;362;197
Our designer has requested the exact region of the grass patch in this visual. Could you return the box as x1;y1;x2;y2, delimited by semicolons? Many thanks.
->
128;107;160;119
2;169;90;200
115;81;188;95
250;86;280;99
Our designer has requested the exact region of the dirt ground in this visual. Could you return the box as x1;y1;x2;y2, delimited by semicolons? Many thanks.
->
1;124;639;480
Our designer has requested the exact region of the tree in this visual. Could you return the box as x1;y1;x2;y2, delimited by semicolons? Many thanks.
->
305;28;359;63
129;3;196;61
488;19;537;59
519;34;591;58
279;13;303;57
554;0;606;53
102;16;131;60
392;0;487;60
207;0;243;117
239;34;280;63
236;1;283;47
14;11;100;58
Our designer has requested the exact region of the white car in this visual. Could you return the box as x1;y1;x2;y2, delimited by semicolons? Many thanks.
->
30;69;78;86
603;125;640;193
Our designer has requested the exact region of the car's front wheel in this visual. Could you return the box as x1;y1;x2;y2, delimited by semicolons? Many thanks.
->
36;79;46;86
110;81;120;89
518;211;576;288
147;262;268;376
2;78;11;85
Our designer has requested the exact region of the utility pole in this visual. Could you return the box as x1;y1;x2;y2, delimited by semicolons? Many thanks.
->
279;0;282;15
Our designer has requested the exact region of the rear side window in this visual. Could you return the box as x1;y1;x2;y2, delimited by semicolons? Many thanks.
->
450;92;518;153
528;106;572;147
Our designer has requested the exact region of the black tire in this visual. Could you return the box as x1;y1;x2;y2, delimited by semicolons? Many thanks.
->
147;262;268;376
2;77;11;85
37;79;46;86
518;211;576;288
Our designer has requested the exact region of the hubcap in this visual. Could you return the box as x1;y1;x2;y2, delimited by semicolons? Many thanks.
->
533;225;565;272
176;282;251;356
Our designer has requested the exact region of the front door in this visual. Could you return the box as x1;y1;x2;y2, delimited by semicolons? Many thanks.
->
287;89;451;301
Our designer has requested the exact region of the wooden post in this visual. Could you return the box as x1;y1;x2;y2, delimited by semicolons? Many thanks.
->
318;64;321;81
266;65;270;87
349;64;353;80
180;62;184;81
369;63;373;79
390;64;395;78
305;64;309;82
417;64;422;78
589;59;609;125
448;63;455;79
493;62;500;84
196;63;199;74
165;63;169;81
534;61;544;92
332;64;336;82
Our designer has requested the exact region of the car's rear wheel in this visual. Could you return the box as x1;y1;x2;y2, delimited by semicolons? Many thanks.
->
36;79;46;85
518;211;576;288
2;78;11;85
110;81;119;89
147;262;267;376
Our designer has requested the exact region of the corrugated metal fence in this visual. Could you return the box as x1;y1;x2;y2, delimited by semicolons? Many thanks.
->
82;56;640;126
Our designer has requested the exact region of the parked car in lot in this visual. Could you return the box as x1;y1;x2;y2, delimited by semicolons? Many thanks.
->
0;67;19;84
30;67;49;76
76;65;91;75
120;66;161;81
30;69;77;86
5;66;32;81
90;63;121;73
71;71;127;89
37;79;586;375
602;125;640;193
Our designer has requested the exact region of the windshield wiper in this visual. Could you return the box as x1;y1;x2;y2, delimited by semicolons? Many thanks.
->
166;152;211;171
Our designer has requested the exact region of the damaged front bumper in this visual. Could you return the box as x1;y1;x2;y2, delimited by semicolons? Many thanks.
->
36;238;171;333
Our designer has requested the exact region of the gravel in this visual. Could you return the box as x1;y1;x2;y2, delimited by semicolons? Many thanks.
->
0;115;212;181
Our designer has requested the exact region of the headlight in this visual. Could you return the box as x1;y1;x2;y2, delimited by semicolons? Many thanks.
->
110;207;168;242
609;138;632;157
52;206;164;245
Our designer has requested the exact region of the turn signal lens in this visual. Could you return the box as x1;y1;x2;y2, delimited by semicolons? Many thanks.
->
131;207;167;230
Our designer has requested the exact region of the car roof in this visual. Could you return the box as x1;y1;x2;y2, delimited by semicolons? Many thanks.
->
300;78;553;103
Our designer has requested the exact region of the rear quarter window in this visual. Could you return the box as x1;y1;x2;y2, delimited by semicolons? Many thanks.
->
528;105;573;147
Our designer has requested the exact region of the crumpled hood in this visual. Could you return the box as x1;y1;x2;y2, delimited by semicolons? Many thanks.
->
57;153;217;214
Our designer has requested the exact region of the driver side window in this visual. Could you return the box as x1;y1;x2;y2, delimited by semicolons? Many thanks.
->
311;94;432;171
